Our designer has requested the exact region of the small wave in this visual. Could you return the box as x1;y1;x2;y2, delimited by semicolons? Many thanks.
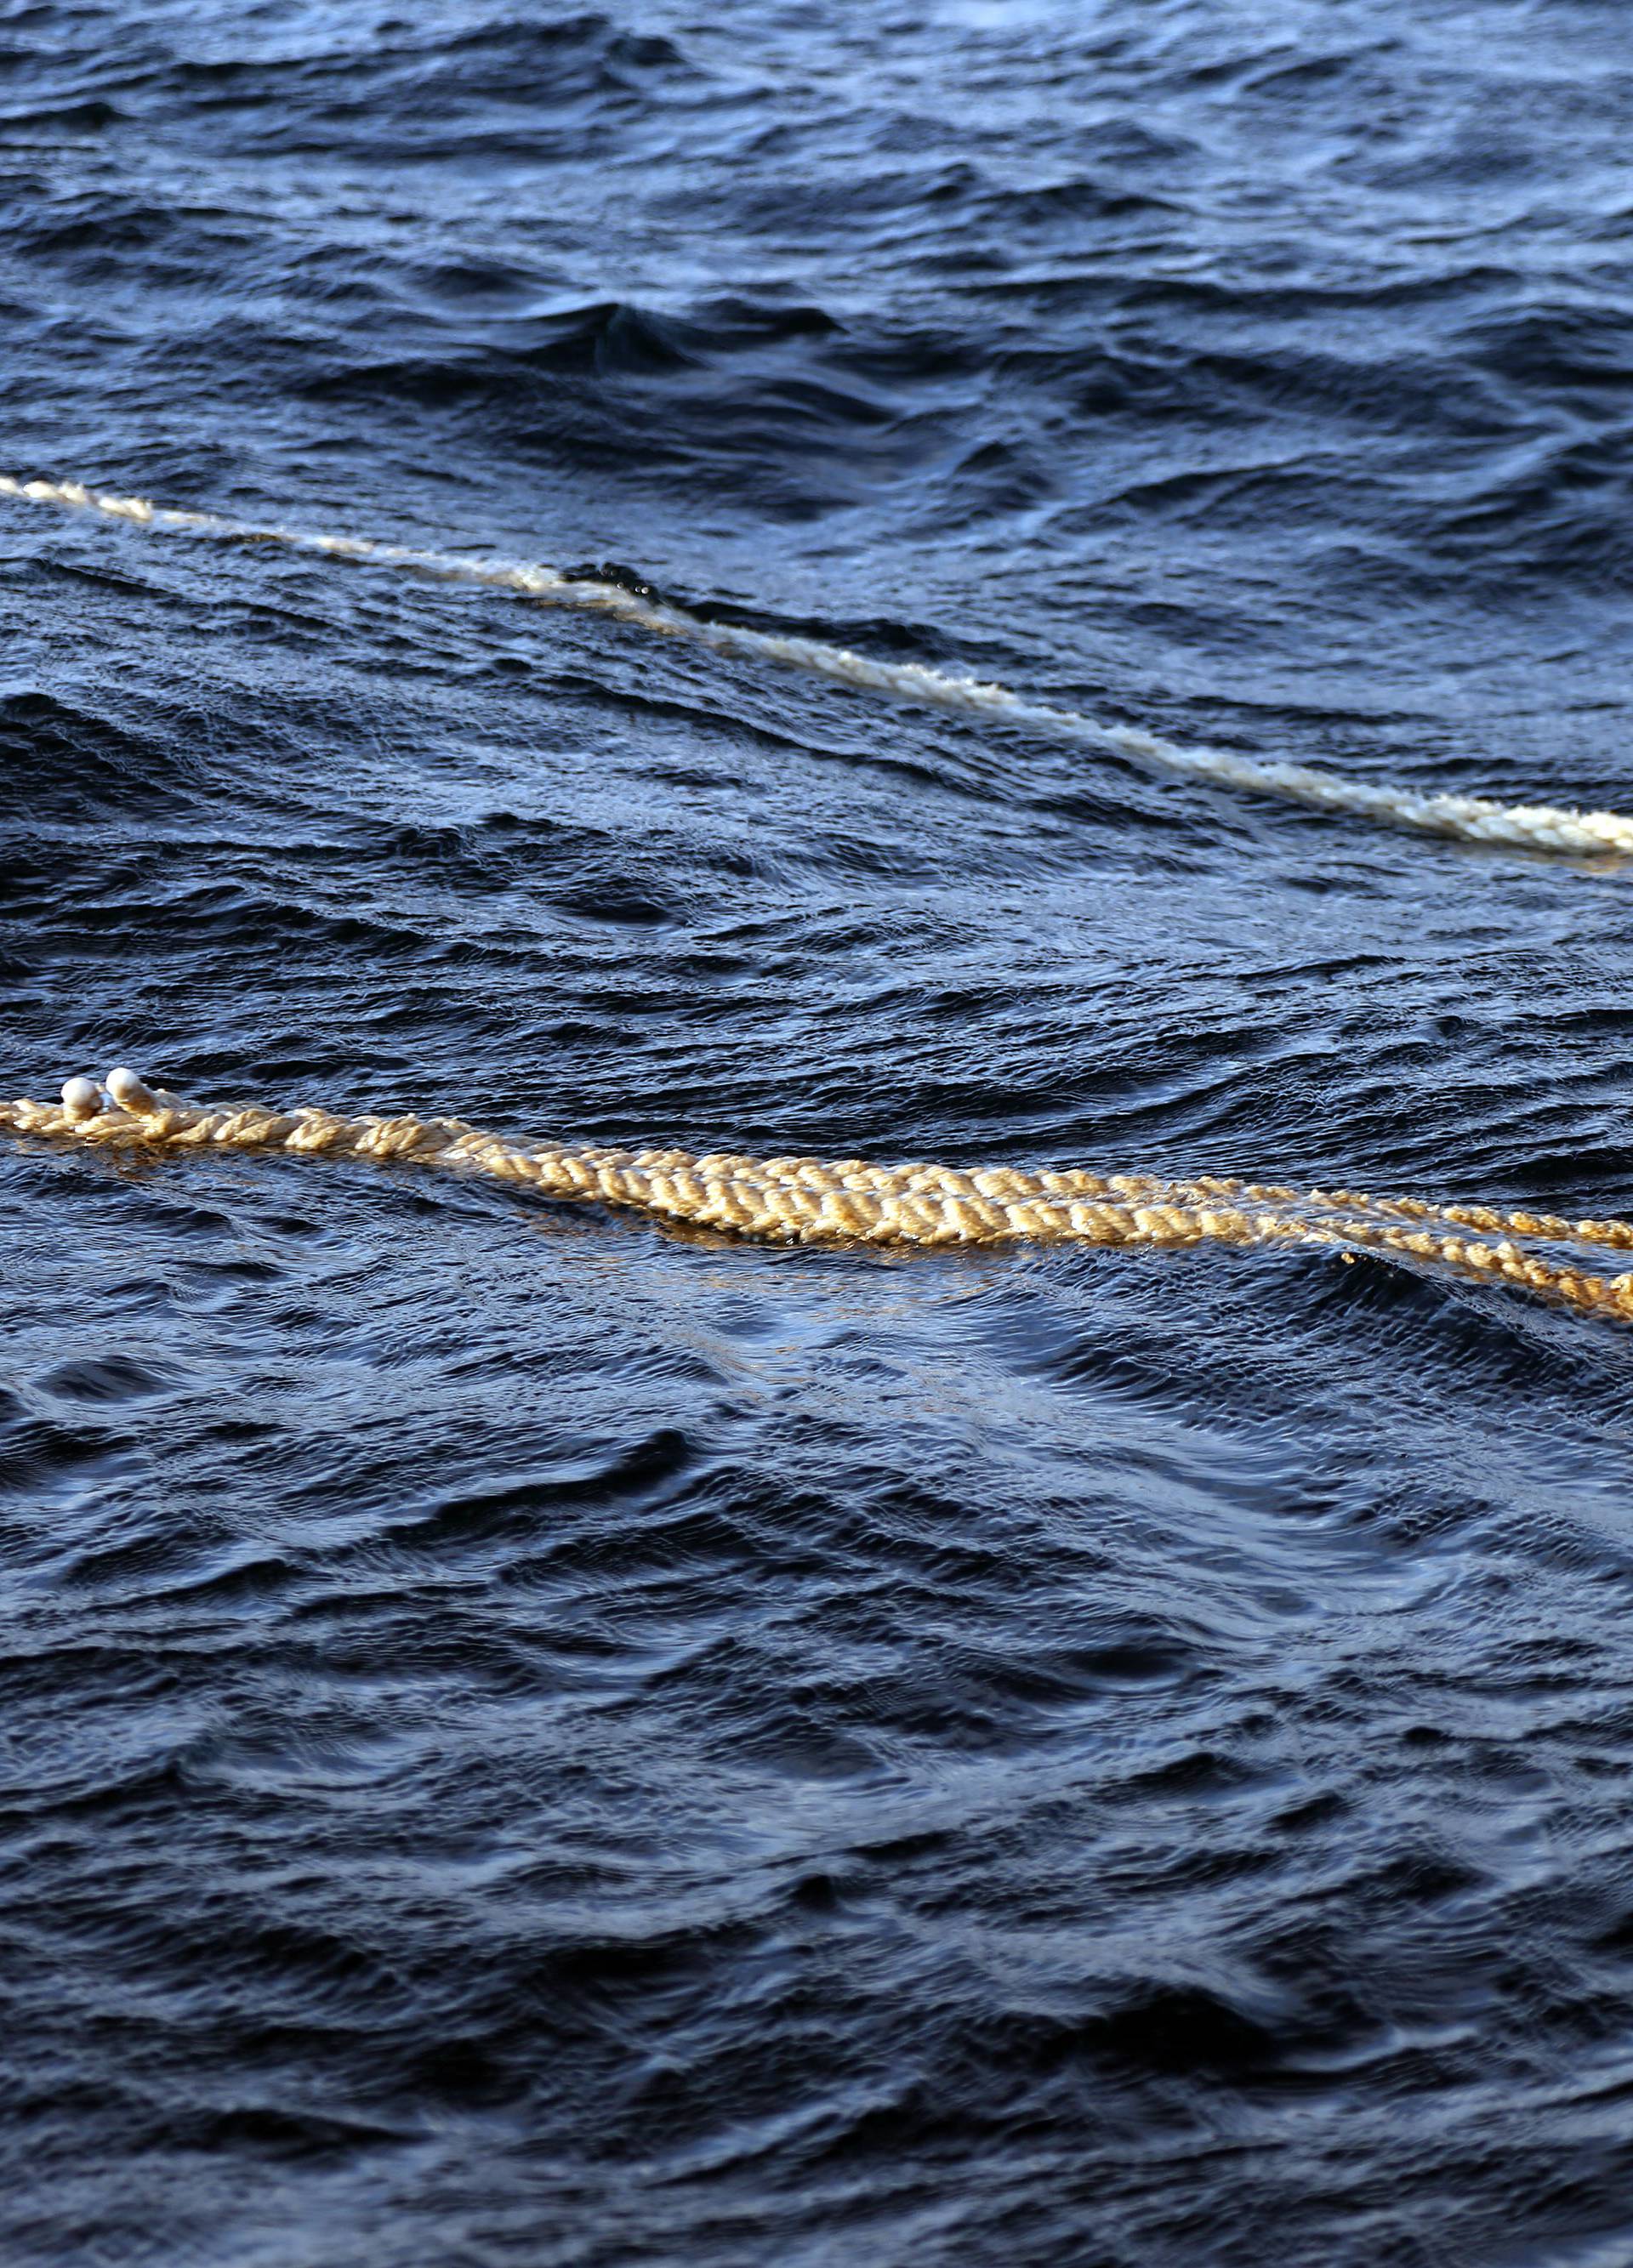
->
0;687;204;816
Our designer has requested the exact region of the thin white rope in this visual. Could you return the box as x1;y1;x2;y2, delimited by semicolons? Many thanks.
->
5;473;1630;860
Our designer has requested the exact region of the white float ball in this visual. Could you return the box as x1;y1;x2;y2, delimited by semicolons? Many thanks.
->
105;1066;159;1114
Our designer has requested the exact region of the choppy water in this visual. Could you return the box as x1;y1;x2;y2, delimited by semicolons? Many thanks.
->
5;3;1633;2261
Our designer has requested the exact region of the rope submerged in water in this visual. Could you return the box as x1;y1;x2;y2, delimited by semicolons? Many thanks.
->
5;1069;1631;1325
5;473;1631;861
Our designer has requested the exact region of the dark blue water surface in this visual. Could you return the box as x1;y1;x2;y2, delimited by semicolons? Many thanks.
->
7;3;1633;2260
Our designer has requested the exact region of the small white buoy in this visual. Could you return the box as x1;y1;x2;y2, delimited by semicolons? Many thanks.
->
60;1077;103;1122
105;1066;159;1114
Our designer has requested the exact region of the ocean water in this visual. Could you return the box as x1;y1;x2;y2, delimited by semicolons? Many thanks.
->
5;3;1633;2260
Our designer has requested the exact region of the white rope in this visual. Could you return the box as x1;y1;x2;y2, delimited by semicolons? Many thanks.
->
5;473;1630;860
5;1068;1631;1326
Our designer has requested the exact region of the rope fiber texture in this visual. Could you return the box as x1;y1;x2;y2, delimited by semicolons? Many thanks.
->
6;473;1631;861
7;1071;1632;1327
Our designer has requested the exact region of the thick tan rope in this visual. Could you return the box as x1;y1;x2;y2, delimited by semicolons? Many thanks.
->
5;473;1630;861
5;1070;1630;1325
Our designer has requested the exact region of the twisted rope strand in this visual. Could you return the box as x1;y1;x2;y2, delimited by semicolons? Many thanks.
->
5;1071;1630;1325
5;473;1630;861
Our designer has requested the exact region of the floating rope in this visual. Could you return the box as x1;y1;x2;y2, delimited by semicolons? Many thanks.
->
5;1069;1631;1326
4;473;1630;861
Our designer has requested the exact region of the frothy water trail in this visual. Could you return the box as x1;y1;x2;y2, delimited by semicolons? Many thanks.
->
9;1068;1633;1327
7;473;1631;862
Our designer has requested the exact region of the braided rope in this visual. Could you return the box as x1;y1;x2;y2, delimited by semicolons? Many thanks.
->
5;1070;1630;1325
5;473;1630;861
